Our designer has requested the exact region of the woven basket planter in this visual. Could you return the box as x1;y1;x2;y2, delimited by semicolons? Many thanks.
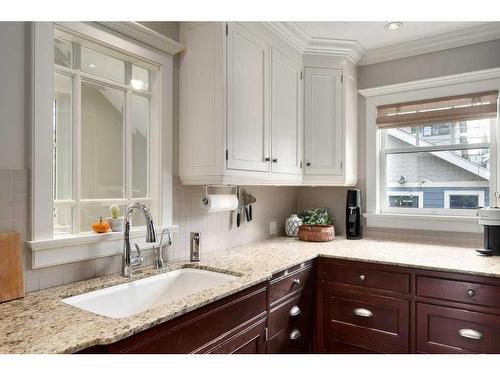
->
298;224;335;242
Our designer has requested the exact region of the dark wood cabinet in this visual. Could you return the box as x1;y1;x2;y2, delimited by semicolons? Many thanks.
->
322;287;409;350
267;260;315;354
317;258;500;354
81;283;268;354
80;261;315;354
416;303;500;353
80;256;500;355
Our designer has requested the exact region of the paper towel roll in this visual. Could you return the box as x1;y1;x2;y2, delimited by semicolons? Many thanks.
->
201;194;239;213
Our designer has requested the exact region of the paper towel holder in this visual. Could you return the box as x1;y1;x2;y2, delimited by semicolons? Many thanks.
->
202;185;238;204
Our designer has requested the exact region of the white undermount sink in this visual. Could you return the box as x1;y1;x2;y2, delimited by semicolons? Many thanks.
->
61;268;239;319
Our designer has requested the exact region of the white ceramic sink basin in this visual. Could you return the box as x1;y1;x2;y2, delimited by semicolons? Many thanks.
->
61;268;239;318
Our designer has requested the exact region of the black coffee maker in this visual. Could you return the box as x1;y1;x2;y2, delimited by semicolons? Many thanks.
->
346;189;362;240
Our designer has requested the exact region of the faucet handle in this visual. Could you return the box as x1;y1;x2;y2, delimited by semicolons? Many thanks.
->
134;243;142;257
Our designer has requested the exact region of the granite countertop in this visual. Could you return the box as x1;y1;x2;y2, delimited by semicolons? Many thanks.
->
1;236;500;354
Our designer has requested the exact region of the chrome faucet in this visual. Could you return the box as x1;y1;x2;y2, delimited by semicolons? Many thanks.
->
153;228;172;269
122;202;156;277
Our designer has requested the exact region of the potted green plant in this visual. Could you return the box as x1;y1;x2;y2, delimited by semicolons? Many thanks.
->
298;208;335;242
107;205;123;232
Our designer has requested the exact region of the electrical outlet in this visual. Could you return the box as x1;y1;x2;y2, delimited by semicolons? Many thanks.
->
269;221;277;236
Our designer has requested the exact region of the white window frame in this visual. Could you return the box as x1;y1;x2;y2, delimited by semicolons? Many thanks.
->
27;22;180;268
387;191;424;208
360;68;500;233
444;190;485;209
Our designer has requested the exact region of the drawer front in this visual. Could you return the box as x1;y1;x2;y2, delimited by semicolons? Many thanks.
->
207;319;266;354
323;287;409;348
268;290;313;338
322;262;410;294
267;322;312;354
417;276;500;308
324;333;408;354
417;303;500;354
110;286;267;353
269;266;314;304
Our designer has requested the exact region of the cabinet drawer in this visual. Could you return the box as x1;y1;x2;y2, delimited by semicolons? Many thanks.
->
267;323;312;354
417;276;500;308
269;265;313;304
322;261;410;294
323;287;409;348
268;290;312;338
417;303;500;354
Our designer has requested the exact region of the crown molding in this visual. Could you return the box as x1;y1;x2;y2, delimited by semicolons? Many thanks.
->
264;22;365;64
99;22;184;56
360;22;500;66
358;67;500;98
266;22;500;67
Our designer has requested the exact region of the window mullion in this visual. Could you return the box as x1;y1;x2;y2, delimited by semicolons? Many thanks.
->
125;62;132;204
72;65;82;234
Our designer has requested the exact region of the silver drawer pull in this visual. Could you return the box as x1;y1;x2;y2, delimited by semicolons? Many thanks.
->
359;275;366;281
292;278;301;286
353;308;373;318
466;289;475;297
289;329;301;340
290;305;301;317
459;329;484;341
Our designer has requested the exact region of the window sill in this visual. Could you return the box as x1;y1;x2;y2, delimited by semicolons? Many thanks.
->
363;213;481;233
26;225;179;269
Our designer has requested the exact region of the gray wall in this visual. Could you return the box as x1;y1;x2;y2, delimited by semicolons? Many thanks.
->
0;22;27;169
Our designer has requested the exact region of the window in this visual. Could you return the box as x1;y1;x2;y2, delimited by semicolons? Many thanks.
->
387;191;423;208
52;28;160;236
378;91;498;216
29;22;177;267
444;190;485;209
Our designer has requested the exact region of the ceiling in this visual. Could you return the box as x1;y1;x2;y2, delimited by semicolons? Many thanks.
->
294;22;489;50
270;22;500;65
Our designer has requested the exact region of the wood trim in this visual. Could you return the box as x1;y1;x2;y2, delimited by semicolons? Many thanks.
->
98;22;184;56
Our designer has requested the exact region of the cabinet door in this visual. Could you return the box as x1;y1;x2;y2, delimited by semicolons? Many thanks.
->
304;67;343;175
271;47;302;174
208;319;267;354
226;23;270;172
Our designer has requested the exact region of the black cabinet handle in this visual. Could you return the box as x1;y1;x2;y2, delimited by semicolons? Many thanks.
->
272;158;278;163
265;157;270;162
306;162;311;167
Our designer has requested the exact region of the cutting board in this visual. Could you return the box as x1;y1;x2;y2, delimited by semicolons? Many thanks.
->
0;232;25;303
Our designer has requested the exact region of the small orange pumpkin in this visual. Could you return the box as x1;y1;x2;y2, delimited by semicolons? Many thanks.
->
92;216;110;233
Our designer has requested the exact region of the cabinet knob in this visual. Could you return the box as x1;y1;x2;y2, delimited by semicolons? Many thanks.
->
292;278;301;287
265;157;270;162
272;158;278;163
290;305;301;317
289;329;301;340
458;328;483;341
466;289;475;297
359;274;366;281
306;162;311;167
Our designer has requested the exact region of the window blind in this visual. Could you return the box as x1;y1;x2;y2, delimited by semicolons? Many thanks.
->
376;91;498;129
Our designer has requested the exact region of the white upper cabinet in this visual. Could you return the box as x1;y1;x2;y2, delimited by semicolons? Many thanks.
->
304;67;343;176
226;23;270;173
302;62;358;186
179;22;357;186
271;48;303;175
180;22;303;185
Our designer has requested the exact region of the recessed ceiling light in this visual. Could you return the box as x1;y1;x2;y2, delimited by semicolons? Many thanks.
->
384;22;403;31
88;63;96;69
